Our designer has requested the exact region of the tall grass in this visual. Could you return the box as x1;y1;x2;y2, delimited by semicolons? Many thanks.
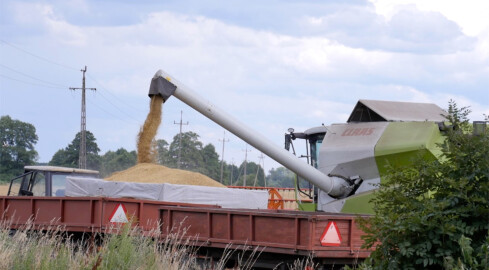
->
0;220;317;269
0;220;202;270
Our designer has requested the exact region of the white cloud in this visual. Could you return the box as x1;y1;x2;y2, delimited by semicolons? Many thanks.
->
302;4;474;54
11;2;87;46
2;2;488;167
369;0;489;36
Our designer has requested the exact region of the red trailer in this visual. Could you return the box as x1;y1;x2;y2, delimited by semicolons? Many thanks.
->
1;195;371;268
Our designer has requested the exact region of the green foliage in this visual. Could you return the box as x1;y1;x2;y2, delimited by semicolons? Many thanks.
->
0;115;38;182
165;131;205;171
267;167;295;188
155;139;172;165
225;163;240;186
96;224;171;270
49;131;101;170
99;148;137;177
360;101;489;269
232;161;265;187
157;131;246;184
201;144;221;180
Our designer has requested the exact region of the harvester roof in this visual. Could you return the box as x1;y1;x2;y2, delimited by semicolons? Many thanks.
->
347;99;447;123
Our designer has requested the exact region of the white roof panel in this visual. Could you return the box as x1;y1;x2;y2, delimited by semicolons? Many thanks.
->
348;100;447;122
24;166;99;174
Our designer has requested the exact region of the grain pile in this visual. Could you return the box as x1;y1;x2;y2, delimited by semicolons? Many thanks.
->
0;185;9;196
105;163;225;187
137;96;163;163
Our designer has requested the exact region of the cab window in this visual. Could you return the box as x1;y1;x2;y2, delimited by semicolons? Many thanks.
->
30;172;46;196
52;174;67;197
309;134;325;169
7;172;31;196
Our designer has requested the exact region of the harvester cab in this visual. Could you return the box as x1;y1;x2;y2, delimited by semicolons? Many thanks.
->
7;166;99;197
287;100;448;213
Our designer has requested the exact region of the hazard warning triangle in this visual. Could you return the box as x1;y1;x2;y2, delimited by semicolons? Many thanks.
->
109;203;129;223
320;221;342;246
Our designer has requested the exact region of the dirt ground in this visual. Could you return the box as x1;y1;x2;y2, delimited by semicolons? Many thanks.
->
0;185;10;195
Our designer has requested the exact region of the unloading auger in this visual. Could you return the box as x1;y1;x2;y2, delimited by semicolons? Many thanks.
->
148;69;355;199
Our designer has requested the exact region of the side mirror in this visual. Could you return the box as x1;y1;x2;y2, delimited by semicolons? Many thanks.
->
285;134;291;150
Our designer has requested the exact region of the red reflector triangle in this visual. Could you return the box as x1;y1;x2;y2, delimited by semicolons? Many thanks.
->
320;221;342;246
109;203;129;224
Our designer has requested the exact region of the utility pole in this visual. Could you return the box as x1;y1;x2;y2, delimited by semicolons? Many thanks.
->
70;66;96;169
230;158;234;186
242;144;252;186
174;110;188;169
218;131;229;183
258;153;266;187
253;159;259;187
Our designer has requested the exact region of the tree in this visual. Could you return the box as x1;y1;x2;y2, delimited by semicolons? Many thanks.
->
201;144;221;181
49;131;101;170
100;148;137;177
167;131;204;171
155;139;171;166
158;131;269;184
266;167;295;188
226;163;239;186
232;161;265;187
164;132;221;181
360;101;489;269
0;115;38;182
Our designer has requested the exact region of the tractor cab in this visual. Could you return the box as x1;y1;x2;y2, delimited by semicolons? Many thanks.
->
7;166;99;197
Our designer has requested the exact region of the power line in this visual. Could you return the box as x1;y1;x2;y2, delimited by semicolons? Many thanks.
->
86;98;138;125
1;40;147;119
0;74;66;89
1;71;139;124
92;87;143;123
0;40;147;130
0;63;69;88
86;74;146;113
0;39;79;71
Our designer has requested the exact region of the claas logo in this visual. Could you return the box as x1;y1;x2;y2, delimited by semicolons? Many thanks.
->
341;128;375;136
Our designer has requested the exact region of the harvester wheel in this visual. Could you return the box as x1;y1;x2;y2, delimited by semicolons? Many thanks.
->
268;188;284;209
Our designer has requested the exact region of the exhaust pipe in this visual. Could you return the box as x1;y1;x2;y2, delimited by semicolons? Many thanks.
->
148;70;352;198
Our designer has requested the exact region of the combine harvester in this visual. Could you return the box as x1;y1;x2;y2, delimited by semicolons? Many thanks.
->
2;69;471;269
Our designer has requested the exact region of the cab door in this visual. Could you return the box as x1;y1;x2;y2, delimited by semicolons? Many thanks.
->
7;171;47;196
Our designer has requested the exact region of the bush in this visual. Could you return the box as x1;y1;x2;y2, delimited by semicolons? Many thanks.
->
360;101;489;269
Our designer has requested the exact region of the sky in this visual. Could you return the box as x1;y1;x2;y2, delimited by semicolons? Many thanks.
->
1;0;488;173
